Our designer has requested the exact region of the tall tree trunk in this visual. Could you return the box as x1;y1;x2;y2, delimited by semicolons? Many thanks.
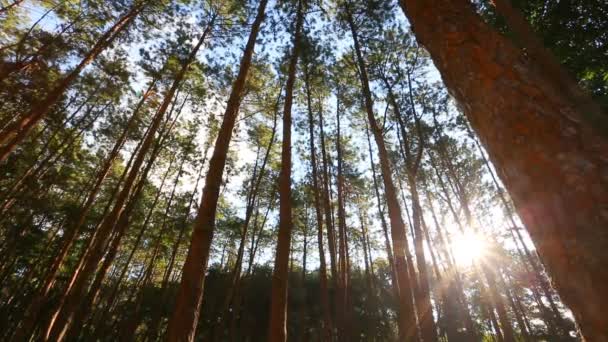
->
166;2;268;340
346;5;418;340
318;94;339;314
304;64;333;341
146;144;212;342
11;79;156;341
334;94;349;342
384;75;438;342
364;121;398;300
0;0;147;162
268;1;303;340
399;1;608;339
44;24;204;339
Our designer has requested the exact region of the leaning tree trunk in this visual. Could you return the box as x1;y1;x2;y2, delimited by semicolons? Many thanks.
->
44;24;204;339
364;121;398;300
268;1;303;340
346;6;418;341
165;1;268;340
0;0;147;162
11;79;156;341
399;1;608;339
489;0;605;130
385;76;438;342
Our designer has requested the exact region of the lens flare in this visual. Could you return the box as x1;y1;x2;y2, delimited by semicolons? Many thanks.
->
451;231;487;266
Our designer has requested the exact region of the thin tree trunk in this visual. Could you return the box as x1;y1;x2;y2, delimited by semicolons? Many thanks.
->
73;146;183;340
429;134;516;342
44;27;202;339
146;144;213;342
304;63;333;341
215;78;282;341
0;101;104;218
358;209;373;293
0;0;147;161
345;6;417;340
318;93;339;321
89;165;170;339
11;79;157;341
384;75;438;342
268;1;303;339
334;93;349;342
496;266;532;342
246;195;274;277
364;120;398;300
421;176;478;341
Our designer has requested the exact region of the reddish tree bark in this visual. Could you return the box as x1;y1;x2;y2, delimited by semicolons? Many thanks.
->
10;80;156;342
384;75;438;342
0;0;147;162
165;2;268;340
44;23;206;339
303;65;333;341
346;5;418;340
399;1;608;339
268;1;303;340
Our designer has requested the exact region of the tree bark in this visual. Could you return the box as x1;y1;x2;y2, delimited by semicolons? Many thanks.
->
489;0;606;135
166;2;268;340
11;79;156;341
345;6;417;340
384;76;438;342
268;1;303;340
399;1;608;339
304;64;333;341
44;24;203;339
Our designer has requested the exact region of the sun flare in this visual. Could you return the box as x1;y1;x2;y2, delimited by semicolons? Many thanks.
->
451;232;487;266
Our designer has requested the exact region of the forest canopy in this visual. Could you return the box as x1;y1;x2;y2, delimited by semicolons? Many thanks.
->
1;0;606;341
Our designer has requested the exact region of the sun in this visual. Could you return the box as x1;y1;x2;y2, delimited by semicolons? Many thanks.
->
451;231;487;266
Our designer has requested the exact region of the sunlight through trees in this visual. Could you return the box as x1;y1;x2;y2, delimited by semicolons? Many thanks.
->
1;0;606;341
